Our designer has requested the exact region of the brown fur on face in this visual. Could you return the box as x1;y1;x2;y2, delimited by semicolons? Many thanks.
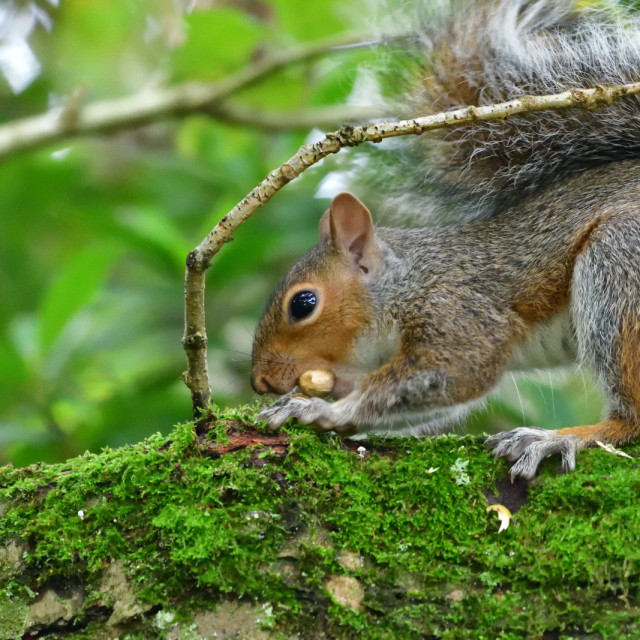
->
253;193;379;397
252;248;372;395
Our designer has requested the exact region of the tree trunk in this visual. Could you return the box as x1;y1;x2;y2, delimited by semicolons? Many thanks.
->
1;411;638;639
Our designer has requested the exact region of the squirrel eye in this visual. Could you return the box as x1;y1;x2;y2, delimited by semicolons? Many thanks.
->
289;290;317;322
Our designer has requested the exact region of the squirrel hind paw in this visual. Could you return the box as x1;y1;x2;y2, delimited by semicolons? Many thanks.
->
487;428;580;480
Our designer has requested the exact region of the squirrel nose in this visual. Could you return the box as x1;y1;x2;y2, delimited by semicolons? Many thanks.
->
251;374;278;395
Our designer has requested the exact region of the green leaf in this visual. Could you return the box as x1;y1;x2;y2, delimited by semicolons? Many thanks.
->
117;206;189;273
309;53;373;107
38;246;117;353
0;336;28;384
272;0;347;42
237;70;306;110
170;9;262;82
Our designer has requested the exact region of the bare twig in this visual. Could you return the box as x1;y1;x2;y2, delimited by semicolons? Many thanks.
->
0;33;370;161
182;82;640;412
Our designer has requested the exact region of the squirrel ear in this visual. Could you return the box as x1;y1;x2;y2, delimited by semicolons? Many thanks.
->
319;208;332;243
324;192;379;275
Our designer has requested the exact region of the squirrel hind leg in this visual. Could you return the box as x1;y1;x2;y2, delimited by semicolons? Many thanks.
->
571;214;640;424
490;215;640;480
487;419;636;480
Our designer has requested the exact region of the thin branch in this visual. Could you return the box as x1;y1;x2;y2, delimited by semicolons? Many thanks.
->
0;33;372;161
182;81;640;412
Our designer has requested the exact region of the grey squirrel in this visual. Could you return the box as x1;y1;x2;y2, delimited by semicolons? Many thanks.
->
251;0;640;479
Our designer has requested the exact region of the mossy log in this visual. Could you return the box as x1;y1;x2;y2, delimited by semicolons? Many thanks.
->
1;406;639;640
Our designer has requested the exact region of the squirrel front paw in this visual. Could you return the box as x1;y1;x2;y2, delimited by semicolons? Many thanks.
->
258;393;347;432
487;427;580;480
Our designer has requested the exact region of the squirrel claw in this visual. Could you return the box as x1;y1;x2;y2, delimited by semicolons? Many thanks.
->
487;427;580;480
258;394;333;431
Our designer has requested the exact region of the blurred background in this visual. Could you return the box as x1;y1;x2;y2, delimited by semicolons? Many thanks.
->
0;0;604;466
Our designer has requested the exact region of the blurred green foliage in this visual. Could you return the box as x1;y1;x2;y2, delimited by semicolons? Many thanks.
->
0;0;603;466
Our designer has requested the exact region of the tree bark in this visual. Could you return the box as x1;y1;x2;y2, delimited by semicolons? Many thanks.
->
0;415;638;639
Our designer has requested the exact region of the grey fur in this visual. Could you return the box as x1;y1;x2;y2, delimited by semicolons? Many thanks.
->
571;213;640;425
363;0;640;223
506;310;577;371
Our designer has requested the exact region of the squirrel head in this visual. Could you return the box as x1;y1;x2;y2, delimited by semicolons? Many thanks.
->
251;192;380;399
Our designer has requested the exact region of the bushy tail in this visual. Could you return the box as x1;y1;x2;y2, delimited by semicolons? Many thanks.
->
362;0;640;223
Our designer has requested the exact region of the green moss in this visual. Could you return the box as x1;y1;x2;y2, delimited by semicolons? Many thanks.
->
0;407;639;639
0;592;28;639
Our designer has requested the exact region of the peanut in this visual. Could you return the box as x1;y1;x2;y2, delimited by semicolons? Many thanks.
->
299;369;335;397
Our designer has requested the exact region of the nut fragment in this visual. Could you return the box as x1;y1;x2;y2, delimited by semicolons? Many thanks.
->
486;504;512;533
299;369;335;397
